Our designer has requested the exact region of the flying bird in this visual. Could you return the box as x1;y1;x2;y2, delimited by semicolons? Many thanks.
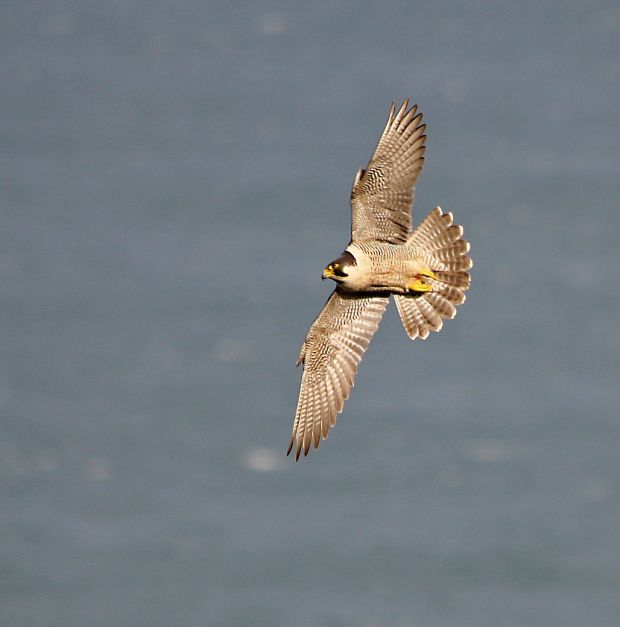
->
288;99;472;460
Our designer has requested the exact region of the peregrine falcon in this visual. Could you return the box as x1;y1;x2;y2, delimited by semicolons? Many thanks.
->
288;99;472;460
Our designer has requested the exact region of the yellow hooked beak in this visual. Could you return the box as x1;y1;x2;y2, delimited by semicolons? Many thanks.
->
322;265;335;280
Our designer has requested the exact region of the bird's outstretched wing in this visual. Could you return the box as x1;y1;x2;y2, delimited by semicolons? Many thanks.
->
350;98;426;244
288;290;389;460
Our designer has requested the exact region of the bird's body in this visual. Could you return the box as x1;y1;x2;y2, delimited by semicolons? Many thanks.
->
288;99;472;460
341;241;440;293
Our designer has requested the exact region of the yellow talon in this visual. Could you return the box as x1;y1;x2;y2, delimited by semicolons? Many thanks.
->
407;268;436;293
418;267;437;280
407;279;433;293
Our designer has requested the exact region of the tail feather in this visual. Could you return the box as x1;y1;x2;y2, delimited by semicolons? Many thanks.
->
425;291;456;319
436;258;472;272
396;206;471;340
434;270;471;289
432;238;470;261
408;208;459;250
432;281;466;305
394;295;430;340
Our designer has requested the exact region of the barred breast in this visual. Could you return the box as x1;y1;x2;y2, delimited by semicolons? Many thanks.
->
346;242;434;293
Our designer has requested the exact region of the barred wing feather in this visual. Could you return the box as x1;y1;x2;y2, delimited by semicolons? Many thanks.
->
289;290;389;460
350;99;426;244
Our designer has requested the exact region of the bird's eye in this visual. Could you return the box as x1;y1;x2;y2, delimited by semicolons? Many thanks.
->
333;266;348;277
333;263;340;269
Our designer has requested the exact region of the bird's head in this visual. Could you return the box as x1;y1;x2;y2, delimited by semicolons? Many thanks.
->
322;251;357;284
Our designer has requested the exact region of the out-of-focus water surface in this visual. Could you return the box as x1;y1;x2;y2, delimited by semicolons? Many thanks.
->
2;1;619;626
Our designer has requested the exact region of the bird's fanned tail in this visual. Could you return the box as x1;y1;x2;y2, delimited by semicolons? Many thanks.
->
395;207;472;340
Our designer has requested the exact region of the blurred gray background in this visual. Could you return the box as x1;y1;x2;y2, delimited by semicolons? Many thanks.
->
2;1;619;626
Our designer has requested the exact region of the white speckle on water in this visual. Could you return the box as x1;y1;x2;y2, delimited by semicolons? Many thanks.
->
441;77;469;103
463;439;511;462
256;13;288;36
85;457;113;481
215;338;253;363
579;478;611;503
242;447;285;472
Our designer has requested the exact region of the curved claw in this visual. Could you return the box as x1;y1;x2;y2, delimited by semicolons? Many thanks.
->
407;279;433;293
407;268;436;293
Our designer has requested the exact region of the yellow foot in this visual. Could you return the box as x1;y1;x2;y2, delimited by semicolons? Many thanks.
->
406;268;436;293
407;279;433;293
418;267;437;280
